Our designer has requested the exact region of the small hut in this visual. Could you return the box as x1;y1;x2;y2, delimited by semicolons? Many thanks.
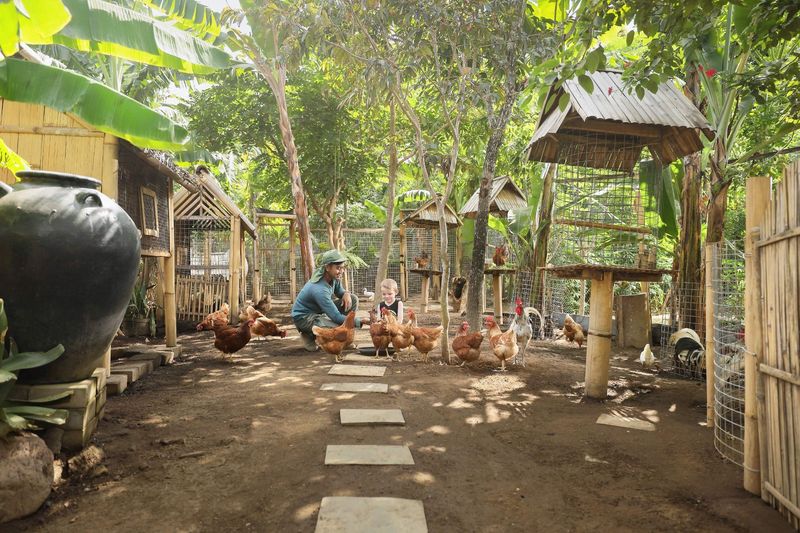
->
173;167;256;323
460;176;528;321
253;209;298;303
398;198;461;309
525;70;713;398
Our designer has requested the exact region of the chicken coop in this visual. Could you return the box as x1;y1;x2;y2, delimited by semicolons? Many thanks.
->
460;175;528;321
252;209;299;303
525;70;713;398
398;198;461;311
173;167;256;323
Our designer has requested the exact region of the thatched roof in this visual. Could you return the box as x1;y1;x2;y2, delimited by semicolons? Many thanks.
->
174;167;257;238
459;176;528;218
526;71;714;171
399;198;461;229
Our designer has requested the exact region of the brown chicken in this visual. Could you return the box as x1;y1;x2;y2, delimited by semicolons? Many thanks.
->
368;308;392;358
407;309;444;364
485;315;518;372
448;276;467;314
413;250;429;270
383;307;414;354
240;305;287;339
196;303;230;331
562;314;585;348
452;322;484;366
312;311;356;362
492;244;509;267
254;293;272;315
212;319;255;360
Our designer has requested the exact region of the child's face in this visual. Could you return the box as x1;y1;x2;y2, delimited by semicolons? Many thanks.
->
381;287;397;303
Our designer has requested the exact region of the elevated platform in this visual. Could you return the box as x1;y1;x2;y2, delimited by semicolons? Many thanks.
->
541;263;674;282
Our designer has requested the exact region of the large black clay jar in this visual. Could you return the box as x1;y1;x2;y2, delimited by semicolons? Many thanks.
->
0;171;141;383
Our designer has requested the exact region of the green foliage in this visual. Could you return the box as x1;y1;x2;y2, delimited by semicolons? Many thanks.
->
0;299;68;439
0;137;29;174
127;277;156;320
0;0;71;58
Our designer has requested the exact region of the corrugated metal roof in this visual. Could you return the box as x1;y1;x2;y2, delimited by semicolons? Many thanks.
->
400;198;461;228
526;71;714;170
460;176;528;218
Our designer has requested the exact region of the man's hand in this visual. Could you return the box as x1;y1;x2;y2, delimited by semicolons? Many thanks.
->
341;291;352;310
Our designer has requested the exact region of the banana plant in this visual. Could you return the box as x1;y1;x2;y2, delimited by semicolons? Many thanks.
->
0;299;69;439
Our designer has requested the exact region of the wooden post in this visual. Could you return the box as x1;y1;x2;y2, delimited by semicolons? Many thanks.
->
229;216;241;324
164;182;177;347
431;228;440;299
253;218;261;300
240;234;247;302
399;222;408;301
493;273;503;324
289;220;297;302
585;273;613;399
744;176;771;495
705;243;716;427
455;228;462;277
421;273;430;313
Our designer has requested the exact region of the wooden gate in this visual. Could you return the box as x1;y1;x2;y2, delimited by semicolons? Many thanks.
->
175;274;228;323
755;161;800;528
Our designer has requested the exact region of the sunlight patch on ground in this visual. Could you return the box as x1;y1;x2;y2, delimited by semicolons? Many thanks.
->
293;502;320;521
411;471;436;485
237;369;276;383
335;393;356;400
403;389;425;396
312;397;330;406
642;409;660;423
471;374;526;395
418;425;450;436
432;402;444;407
485;402;511;423
584;454;610;464
465;414;484;426
669;403;677;412
278;376;305;383
447;398;475;409
417;445;446;453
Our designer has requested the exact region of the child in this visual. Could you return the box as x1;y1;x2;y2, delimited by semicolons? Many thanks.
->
376;278;403;319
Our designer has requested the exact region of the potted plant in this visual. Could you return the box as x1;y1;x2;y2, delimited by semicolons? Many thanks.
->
0;299;69;523
122;278;156;337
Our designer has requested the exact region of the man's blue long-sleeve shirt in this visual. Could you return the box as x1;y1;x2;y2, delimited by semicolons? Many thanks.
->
291;278;362;327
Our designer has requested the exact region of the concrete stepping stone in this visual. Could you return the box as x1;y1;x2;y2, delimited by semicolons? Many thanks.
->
328;364;386;377
596;413;656;432
340;409;405;426
315;496;427;533
320;383;389;393
341;354;391;363
325;445;414;465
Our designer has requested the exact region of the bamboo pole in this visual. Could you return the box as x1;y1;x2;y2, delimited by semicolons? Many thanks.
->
289;220;297;302
585;273;614;399
229;216;241;324
745;176;771;494
493;273;503;325
455;228;462;277
421;273;430;313
253;223;261;300
705;242;715;427
164;182;177;346
399;223;408;301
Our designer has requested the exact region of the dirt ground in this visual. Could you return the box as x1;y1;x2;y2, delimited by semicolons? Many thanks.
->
7;300;793;533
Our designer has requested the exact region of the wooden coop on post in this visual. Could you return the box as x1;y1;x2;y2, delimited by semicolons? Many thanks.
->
173;167;256;324
253;209;298;303
460;175;528;322
525;70;713;399
398;198;462;312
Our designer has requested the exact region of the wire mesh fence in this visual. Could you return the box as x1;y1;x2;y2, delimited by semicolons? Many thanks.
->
711;240;746;466
656;281;705;379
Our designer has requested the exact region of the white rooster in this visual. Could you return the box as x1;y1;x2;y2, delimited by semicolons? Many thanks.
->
639;343;659;371
509;296;533;366
362;288;375;301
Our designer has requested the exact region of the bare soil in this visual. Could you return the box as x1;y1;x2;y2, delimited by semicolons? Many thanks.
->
6;301;792;533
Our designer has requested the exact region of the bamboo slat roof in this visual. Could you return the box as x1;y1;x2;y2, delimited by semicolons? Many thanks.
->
399;199;462;228
174;167;257;238
526;71;714;171
459;176;528;218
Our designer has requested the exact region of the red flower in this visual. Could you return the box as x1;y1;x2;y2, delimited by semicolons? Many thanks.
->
705;68;717;77
698;64;704;71
607;87;613;95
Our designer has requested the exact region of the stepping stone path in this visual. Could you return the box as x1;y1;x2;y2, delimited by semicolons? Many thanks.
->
341;354;391;363
317;356;428;532
319;383;388;393
325;445;414;465
596;412;656;432
328;364;386;377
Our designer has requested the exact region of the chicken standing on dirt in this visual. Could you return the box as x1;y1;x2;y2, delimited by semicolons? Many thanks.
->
485;316;518;372
211;319;255;360
562;314;585;348
383;307;414;354
196;303;230;331
312;311;356;363
452;321;483;366
368;308;392;359
240;305;287;339
509;297;532;366
407;309;444;364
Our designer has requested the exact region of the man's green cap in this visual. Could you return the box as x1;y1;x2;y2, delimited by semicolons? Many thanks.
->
320;249;347;266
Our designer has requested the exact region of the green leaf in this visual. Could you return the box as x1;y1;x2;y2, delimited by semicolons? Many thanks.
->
3;412;31;430
5;405;69;425
0;137;30;174
22;391;73;403
0;344;64;372
0;298;6;359
530;0;566;22
141;0;222;41
558;92;570;111
626;30;635;47
578;74;594;94
0;369;15;384
363;199;387;224
487;214;509;240
585;46;605;72
0;0;71;57
0;58;190;150
639;160;678;238
32;0;234;74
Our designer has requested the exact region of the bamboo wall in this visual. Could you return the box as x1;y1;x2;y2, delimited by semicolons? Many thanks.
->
756;160;800;528
0;99;118;198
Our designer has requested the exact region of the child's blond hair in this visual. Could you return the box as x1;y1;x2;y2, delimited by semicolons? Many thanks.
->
380;278;398;293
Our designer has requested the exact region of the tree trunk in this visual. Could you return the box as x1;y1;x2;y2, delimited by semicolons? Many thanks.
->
677;68;703;330
706;135;730;244
466;87;518;330
376;101;397;294
530;163;556;308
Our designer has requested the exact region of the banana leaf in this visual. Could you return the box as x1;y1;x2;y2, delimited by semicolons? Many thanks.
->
30;0;234;74
639;160;679;238
0;58;190;150
4;405;69;425
0;137;30;174
0;0;71;57
141;0;222;42
0;369;15;383
0;345;64;372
